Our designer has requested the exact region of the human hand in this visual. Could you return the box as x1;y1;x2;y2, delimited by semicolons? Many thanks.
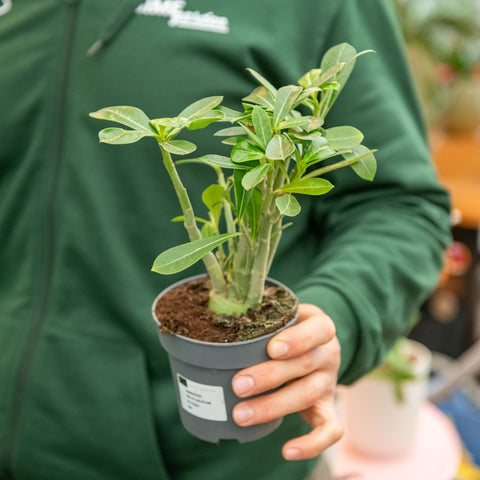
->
232;303;343;460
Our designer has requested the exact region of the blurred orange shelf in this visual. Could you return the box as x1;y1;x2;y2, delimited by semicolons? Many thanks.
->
430;131;480;229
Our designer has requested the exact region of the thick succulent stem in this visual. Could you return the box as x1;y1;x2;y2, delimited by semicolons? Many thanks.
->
229;232;253;304
266;213;283;274
245;169;277;310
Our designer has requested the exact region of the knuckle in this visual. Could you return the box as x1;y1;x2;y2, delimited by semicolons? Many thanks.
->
299;351;316;374
298;330;315;350
254;362;272;380
256;397;278;423
330;337;341;362
306;372;327;402
299;303;323;320
251;363;275;390
330;422;344;443
322;316;336;341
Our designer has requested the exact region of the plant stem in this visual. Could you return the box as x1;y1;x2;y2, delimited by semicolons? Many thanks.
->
265;165;286;272
302;149;377;179
159;145;227;294
245;170;276;309
230;233;253;303
216;168;236;252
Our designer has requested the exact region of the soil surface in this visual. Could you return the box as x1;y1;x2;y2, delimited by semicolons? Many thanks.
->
154;277;298;342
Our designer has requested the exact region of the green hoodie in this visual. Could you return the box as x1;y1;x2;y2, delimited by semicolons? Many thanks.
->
0;0;450;479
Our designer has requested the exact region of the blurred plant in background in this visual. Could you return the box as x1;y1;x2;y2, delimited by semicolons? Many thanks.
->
394;0;480;133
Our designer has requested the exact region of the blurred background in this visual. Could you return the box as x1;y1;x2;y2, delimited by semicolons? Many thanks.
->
392;0;480;367
332;3;480;479
397;0;480;470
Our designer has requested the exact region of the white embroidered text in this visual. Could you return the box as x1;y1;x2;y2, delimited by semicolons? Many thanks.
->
136;0;230;34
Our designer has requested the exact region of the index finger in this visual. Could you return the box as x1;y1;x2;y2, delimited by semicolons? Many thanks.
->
267;303;336;360
297;303;327;323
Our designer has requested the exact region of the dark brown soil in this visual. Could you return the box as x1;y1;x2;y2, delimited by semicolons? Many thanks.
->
154;277;298;343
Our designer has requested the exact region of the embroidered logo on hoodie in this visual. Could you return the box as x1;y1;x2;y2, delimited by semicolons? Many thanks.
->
136;0;230;34
0;0;12;16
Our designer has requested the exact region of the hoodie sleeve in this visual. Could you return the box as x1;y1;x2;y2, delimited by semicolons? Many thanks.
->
295;0;452;385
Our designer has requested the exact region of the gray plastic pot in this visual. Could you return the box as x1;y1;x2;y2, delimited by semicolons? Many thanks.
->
151;274;298;444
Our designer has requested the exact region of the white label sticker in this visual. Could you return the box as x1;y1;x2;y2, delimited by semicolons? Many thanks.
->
177;374;228;421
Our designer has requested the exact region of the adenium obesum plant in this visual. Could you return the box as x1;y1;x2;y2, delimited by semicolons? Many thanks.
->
90;43;377;319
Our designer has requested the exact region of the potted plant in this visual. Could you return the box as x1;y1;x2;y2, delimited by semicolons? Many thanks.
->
394;0;480;133
341;337;432;457
90;42;378;443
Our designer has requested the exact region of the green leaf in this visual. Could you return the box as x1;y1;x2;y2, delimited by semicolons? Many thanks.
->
160;140;197;155
303;136;336;164
301;98;316;112
216;105;243;122
343;145;377;181
314;63;346;86
245;189;263;238
152;233;238;275
231;139;265;163
280;177;333;195
289;131;322;142
320;43;357;88
238;122;263;148
298;69;322;88
273;85;302;128
294;87;321;107
325;126;363;150
98;128;153;145
234;170;253;220
177;154;249;170
201;222;217;239
214;126;246;137
150;117;188;130
246;68;277;95
202;185;224;210
265;134;295;160
222;136;245;146
303;116;324;132
241;164;271;190
241;103;254;114
187;110;224;130
275;194;301;217
252;106;272;147
243;86;275;109
278;117;311;130
171;215;208;224
202;184;224;223
90;106;154;134
179;96;223;121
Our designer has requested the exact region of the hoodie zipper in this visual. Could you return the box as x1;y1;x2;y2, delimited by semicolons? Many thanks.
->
87;0;143;56
1;1;81;477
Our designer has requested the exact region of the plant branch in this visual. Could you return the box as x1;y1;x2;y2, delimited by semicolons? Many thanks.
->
159;145;227;294
302;149;377;179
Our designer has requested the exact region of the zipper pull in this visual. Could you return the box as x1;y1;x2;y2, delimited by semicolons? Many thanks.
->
87;0;144;57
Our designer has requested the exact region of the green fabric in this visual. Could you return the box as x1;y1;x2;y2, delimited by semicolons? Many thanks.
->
0;0;450;479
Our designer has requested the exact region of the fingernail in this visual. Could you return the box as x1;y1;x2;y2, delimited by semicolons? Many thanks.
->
284;448;302;460
233;375;254;396
233;405;254;425
270;340;289;358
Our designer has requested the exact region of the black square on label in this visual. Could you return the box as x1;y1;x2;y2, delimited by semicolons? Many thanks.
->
178;376;187;387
